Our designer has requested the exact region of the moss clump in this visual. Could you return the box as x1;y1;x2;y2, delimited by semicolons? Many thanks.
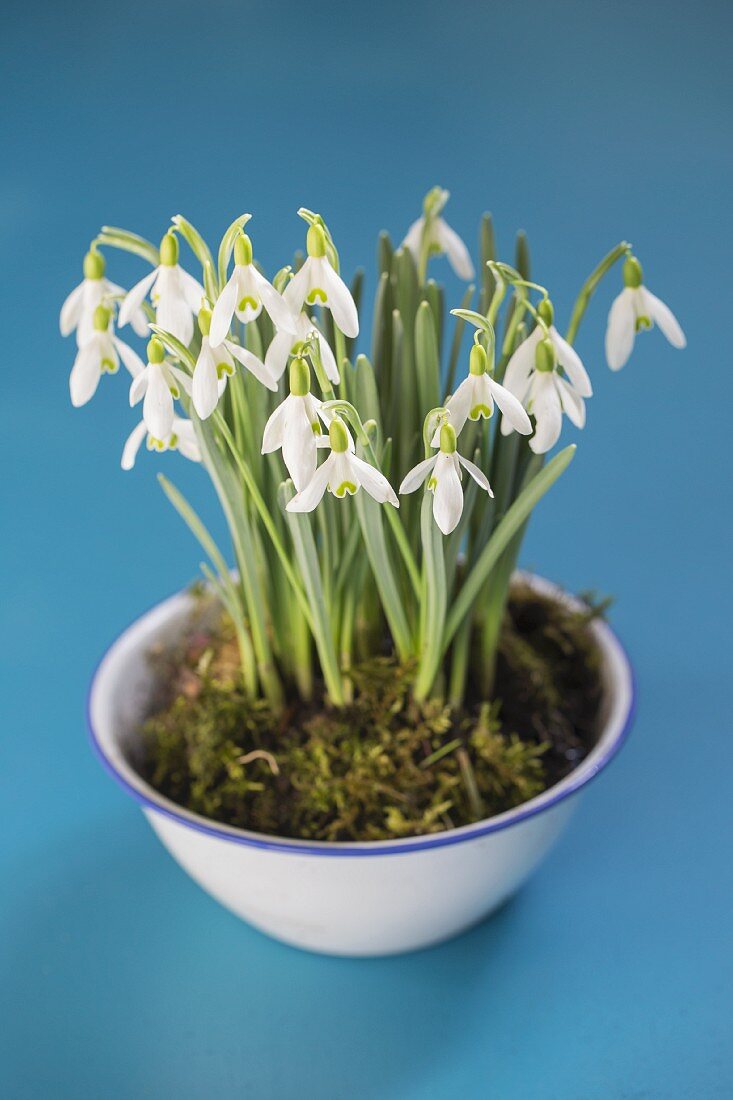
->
141;584;606;842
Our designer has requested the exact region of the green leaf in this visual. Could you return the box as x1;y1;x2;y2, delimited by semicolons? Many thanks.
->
172;214;215;281
444;283;474;400
442;445;577;651
414;491;448;701
98;226;159;267
415;300;441;414
279;482;345;705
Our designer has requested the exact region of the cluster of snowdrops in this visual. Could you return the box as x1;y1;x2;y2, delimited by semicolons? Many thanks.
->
61;190;685;708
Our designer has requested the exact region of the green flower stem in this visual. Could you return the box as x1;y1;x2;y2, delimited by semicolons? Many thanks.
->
447;615;472;708
565;241;631;345
414;491;448;702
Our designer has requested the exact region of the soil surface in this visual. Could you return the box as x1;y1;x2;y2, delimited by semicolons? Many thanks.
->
141;583;606;842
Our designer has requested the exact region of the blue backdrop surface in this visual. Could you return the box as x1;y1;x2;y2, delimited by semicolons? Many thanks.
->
1;1;731;1096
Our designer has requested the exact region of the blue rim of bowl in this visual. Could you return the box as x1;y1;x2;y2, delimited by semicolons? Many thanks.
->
87;580;636;857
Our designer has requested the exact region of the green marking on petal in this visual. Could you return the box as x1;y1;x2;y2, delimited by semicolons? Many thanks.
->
469;403;492;420
168;385;180;398
238;295;259;312
101;357;118;374
306;287;327;305
311;421;322;435
216;362;234;379
427;476;438;492
169;433;179;449
333;480;358;498
635;315;652;332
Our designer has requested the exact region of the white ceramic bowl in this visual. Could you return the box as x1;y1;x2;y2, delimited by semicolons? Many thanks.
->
88;574;634;957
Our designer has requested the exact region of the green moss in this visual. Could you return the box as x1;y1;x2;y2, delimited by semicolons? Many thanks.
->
141;584;606;842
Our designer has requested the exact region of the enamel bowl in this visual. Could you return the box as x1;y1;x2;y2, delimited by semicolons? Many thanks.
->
88;574;634;957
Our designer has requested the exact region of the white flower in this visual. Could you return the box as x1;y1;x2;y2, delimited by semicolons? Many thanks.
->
121;416;201;471
432;344;532;444
60;249;148;344
503;306;593;407
129;336;193;441
283;224;359;339
401;187;474;280
287;418;398;512
118;233;204;346
605;257;686;370
192;309;277;420
261;356;330;491
209;233;295;346
265;312;339;385
399;423;492;535
502;336;587;454
69;305;145;407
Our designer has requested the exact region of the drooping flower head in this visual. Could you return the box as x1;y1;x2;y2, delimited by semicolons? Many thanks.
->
265;311;340;386
400;422;492;535
434;342;532;444
401;187;474;280
209;232;296;346
605;255;686;370
121;416;201;470
502;332;587;454
129;335;192;441
283;224;359;339
60;249;148;344
119;233;204;346
287;416;398;512
69;305;145;407
192;306;276;421
261;356;330;491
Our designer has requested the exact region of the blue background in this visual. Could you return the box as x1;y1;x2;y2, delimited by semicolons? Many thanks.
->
2;0;731;1096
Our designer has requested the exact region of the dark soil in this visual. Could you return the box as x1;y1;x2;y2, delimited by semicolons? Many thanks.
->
141;583;606;842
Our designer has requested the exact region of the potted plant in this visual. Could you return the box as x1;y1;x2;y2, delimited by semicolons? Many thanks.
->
68;189;684;955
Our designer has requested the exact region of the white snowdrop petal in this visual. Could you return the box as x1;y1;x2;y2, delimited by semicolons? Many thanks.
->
503;327;541;399
401;218;424;259
69;343;101;407
113;337;145;378
488;376;532;435
265;328;297;381
555;376;586;429
551;327;593;397
529;376;563;454
436;218;475;280
60;281;84;336
227;341;278;391
210;270;240;347
251;267;297;333
172;418;202;463
457;453;493;496
261;396;292;453
119;269;158;329
142;362;175;439
432;454;463;535
321;262;359;339
605;288;636;371
282;403;318;491
192;345;220;420
121;421;148;471
176;267;206;314
399;455;438;495
282;261;312;316
350;455;399;506
286;456;334;512
642;288;687;349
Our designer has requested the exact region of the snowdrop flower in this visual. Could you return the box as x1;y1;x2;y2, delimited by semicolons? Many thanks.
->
503;336;587;454
265;312;340;385
605;255;686;370
261;357;331;491
121;416;201;471
283;224;359;339
209;233;295;346
287;417;398;512
401;187;474;280
129;336;193;441
69;306;145;407
400;423;492;535
192;307;276;420
503;299;593;413
119;233;204;346
432;343;532;445
60;249;148;344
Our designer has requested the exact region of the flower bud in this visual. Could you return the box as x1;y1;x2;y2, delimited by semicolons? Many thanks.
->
329;417;350;453
535;338;555;373
306;224;327;259
83;249;105;280
92;305;111;332
439;423;457;454
537;298;554;327
623;255;643;288
160;233;179;267
234;233;253;267
147;337;166;364
198;307;212;337
289;355;310;397
469;343;488;376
